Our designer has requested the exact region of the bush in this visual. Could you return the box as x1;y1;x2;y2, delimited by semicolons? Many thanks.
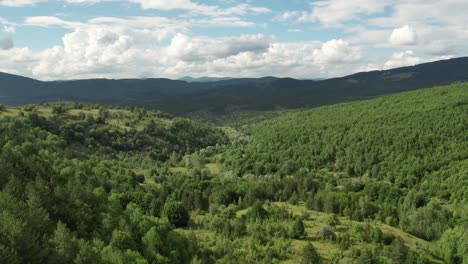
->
338;233;352;250
316;226;336;241
382;232;395;245
23;105;36;112
164;202;190;228
326;214;340;229
246;201;269;221
290;218;305;239
388;237;409;263
52;105;68;115
301;243;321;264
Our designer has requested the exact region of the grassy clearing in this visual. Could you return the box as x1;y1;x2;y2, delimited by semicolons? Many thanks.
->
169;167;189;173
35;107;53;117
206;163;222;174
68;109;99;116
169;163;223;175
0;108;21;117
186;202;442;263
1;106;171;133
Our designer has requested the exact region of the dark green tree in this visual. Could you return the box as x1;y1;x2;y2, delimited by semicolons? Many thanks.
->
291;218;306;239
52;105;67;115
338;233;352;250
246;201;269;221
326;214;340;229
163;201;190;228
301;243;321;264
437;226;468;264
389;237;409;263
49;222;78;264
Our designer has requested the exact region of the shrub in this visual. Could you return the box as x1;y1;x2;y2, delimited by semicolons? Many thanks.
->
164;202;190;228
290;218;305;239
301;243;321;264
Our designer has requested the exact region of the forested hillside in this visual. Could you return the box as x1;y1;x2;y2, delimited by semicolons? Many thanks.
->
222;83;467;261
0;83;467;264
0;103;228;263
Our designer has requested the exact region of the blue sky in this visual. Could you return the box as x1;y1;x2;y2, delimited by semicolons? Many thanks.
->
0;0;467;80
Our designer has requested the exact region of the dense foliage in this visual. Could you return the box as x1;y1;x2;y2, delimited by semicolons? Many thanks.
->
224;84;466;222
0;83;467;263
0;104;226;264
220;83;467;261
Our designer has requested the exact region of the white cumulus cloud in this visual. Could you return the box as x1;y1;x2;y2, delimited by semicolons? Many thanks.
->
313;39;361;64
25;16;81;28
1;22;365;80
31;27;145;79
129;0;199;10
384;50;421;69
279;0;391;26
166;33;270;62
0;47;37;75
389;25;418;45
5;0;466;79
0;0;46;7
128;0;270;17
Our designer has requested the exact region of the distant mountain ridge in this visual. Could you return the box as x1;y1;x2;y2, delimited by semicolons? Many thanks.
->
177;76;235;82
1;57;468;115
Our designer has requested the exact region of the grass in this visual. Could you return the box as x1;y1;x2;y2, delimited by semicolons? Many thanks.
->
35;107;53;117
206;163;222;174
169;163;223;175
0;106;54;118
169;167;189;173
68;109;99;116
0;108;21;117
287;240;338;263
107;119;135;131
177;228;217;243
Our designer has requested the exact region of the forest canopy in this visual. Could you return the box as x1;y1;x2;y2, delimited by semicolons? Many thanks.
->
0;83;467;263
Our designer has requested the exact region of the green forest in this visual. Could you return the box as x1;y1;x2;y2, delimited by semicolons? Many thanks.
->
0;83;467;264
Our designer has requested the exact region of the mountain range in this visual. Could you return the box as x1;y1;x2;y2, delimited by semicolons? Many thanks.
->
1;57;468;115
177;76;235;82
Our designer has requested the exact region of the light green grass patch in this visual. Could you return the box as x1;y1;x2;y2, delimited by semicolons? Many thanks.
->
0;108;21;117
169;167;189;173
205;163;222;174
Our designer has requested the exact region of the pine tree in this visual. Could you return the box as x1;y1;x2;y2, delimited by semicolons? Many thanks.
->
291;218;306;239
301;243;321;264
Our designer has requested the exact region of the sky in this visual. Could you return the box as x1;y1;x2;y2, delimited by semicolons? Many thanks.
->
0;0;467;80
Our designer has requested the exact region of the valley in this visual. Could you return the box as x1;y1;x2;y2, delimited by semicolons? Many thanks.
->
0;83;466;263
2;1;468;263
